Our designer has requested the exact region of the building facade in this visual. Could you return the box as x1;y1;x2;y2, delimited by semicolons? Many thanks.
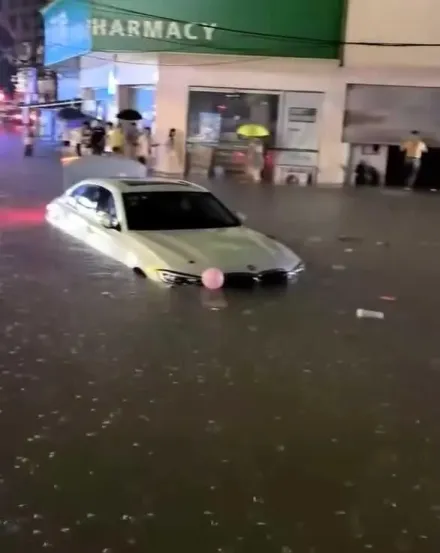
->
341;0;440;188
42;0;440;186
1;0;56;99
0;0;60;136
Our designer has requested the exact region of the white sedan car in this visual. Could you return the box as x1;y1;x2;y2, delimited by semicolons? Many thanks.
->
46;178;304;286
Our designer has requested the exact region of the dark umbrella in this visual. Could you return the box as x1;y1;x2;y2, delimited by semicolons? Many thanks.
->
58;107;88;121
117;108;142;121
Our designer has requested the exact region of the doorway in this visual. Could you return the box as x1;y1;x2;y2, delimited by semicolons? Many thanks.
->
385;146;440;190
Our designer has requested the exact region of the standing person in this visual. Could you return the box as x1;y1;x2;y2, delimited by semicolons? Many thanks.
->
125;122;139;159
107;122;124;154
165;128;180;175
400;130;427;190
247;138;264;183
80;122;92;156
90;121;106;155
104;122;113;154
136;129;148;168
24;124;35;157
70;125;82;157
137;127;157;175
60;123;70;156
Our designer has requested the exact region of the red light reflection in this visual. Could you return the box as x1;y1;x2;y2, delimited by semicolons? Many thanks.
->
0;205;46;229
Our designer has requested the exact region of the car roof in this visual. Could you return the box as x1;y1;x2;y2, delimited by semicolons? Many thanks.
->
76;177;209;194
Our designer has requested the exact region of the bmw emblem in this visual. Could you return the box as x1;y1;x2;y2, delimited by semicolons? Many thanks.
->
247;264;257;271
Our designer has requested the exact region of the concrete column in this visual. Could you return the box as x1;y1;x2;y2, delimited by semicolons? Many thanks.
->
117;85;133;111
154;65;187;175
316;78;347;186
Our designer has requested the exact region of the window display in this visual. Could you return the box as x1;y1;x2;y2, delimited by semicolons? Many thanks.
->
186;89;279;179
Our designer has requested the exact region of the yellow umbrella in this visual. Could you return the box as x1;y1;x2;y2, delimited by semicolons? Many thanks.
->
236;123;269;138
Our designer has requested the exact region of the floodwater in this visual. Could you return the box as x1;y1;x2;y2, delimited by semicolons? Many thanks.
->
1;140;440;552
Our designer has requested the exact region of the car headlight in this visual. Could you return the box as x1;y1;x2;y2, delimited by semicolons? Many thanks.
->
287;261;305;278
156;270;200;285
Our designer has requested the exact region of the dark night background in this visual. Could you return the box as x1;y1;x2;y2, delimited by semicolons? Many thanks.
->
0;20;16;96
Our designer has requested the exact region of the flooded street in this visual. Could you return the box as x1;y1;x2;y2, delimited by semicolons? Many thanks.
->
1;139;440;552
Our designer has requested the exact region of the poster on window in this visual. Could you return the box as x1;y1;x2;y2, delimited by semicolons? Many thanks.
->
198;112;221;143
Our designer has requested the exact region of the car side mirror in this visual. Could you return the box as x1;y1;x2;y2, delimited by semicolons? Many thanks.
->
236;211;247;222
97;211;114;228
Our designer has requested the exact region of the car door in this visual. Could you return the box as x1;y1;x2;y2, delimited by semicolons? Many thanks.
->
87;186;126;263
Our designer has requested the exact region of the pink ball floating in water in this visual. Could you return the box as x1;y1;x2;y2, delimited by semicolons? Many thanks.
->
201;268;224;290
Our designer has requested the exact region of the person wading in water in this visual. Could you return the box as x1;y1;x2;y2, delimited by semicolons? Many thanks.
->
400;130;427;190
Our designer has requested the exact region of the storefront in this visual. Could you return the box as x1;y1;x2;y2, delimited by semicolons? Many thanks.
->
42;0;440;186
343;83;440;189
42;0;347;184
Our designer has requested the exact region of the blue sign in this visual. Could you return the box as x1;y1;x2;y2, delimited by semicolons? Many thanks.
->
42;0;92;65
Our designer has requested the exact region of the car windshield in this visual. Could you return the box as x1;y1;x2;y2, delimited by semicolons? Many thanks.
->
122;190;241;231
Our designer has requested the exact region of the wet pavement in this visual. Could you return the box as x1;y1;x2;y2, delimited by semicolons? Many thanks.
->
2;135;440;552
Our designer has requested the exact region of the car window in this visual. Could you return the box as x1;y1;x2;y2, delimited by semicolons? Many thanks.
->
75;185;101;210
96;187;117;218
122;191;241;231
69;185;87;198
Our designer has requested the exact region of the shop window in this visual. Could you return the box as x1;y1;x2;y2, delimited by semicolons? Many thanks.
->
187;90;278;147
186;89;279;179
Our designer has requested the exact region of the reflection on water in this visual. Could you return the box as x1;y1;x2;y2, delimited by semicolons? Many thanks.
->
2;190;440;552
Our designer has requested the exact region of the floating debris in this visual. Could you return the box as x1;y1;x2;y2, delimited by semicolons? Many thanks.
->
356;309;384;320
338;235;363;243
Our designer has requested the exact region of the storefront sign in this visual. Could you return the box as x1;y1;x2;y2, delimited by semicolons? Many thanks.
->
89;19;217;42
43;0;345;62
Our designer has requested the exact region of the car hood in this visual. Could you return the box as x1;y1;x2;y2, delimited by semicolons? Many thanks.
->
129;226;301;274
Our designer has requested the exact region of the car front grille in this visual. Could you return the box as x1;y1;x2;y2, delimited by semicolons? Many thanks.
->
224;272;256;288
223;270;288;288
163;269;295;288
259;269;289;286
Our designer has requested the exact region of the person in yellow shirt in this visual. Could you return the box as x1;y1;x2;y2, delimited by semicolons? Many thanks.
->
106;122;124;154
400;130;427;190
